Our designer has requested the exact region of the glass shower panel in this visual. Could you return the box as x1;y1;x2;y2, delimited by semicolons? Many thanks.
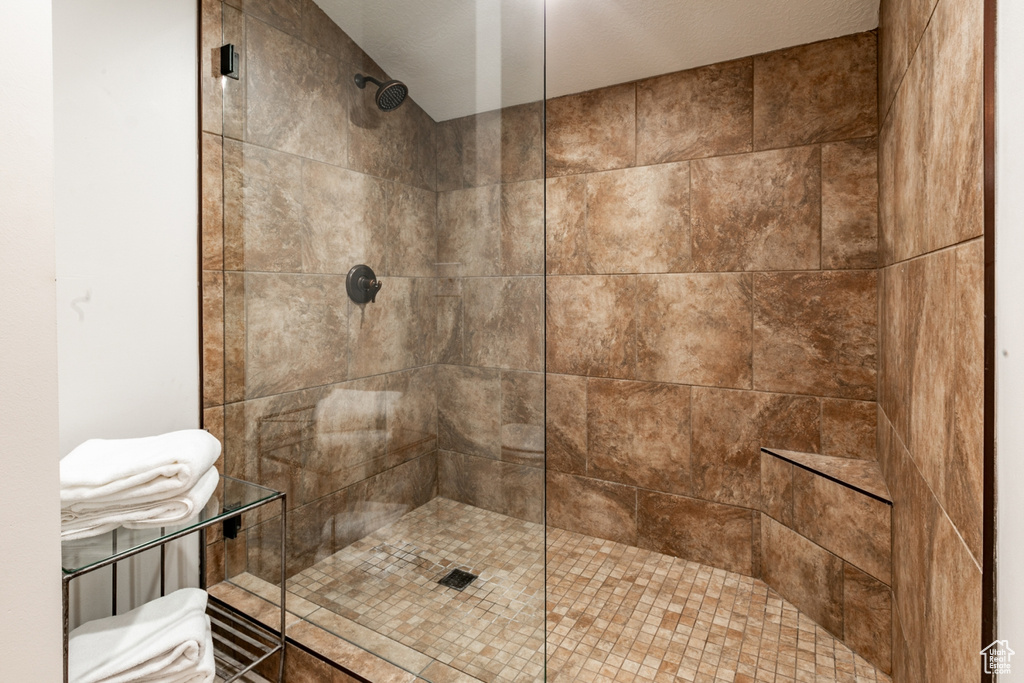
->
204;0;545;680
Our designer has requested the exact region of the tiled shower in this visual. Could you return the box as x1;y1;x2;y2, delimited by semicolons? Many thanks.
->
199;0;985;681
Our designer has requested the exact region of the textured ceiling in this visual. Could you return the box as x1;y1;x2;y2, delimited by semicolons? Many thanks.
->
315;0;879;122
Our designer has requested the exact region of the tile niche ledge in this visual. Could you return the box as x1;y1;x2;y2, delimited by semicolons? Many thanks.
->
758;446;894;675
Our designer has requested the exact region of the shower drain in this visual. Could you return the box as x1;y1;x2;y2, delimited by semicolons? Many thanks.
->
438;568;478;591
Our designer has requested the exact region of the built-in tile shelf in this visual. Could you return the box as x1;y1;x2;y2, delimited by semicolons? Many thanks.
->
759;447;894;674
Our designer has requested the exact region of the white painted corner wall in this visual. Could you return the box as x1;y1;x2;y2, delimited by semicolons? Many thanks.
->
0;2;63;680
997;0;1024;674
52;0;200;626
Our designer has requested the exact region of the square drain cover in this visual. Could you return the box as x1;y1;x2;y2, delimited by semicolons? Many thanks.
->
438;568;478;591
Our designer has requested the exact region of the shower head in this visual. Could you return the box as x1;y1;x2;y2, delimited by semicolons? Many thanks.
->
354;74;409;112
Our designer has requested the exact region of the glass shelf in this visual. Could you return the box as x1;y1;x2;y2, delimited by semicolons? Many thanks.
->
61;475;282;577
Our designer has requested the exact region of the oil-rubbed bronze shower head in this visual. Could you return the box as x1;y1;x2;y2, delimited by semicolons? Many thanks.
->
354;73;409;112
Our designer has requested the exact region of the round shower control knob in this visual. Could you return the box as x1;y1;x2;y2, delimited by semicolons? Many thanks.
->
346;264;383;304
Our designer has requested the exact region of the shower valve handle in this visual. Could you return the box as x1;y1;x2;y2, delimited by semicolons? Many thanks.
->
359;277;382;303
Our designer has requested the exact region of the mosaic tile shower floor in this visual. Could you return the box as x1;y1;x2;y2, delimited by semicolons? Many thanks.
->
283;498;890;683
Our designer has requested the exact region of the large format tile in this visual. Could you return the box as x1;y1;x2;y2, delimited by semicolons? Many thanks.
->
792;468;892;584
501;180;544;276
753;32;877;149
822;138;879;270
221;5;246;141
637;59;753;165
583;163;691;274
546;374;587;476
691;147;821;271
638;491;754;574
501;371;544;467
347;277;434;377
437;185;501;277
436;111;501;191
635;273;753;389
245;17;348;166
200;0;222;135
349;96;436;192
544;175;587;275
760;451;794;527
501;101;544;183
690;388;819;508
879;0;938;118
546;83;636;176
243;273;348;398
438;451;543;523
546;471;637;546
843;564;893;674
202;271;225;408
201;132;224;270
587;378;691;496
822;398;877;460
436;365;501;459
760;515;844;637
385;182;436;278
546;275;636;379
463;277;544;372
754;271;877;400
385;366;437;461
878;262;910;443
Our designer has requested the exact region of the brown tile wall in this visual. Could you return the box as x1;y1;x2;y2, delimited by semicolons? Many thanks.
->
433;104;546;523
200;0;443;585
877;0;985;680
544;33;880;583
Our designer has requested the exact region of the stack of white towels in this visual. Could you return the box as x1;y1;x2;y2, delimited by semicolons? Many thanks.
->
69;588;215;683
61;430;221;540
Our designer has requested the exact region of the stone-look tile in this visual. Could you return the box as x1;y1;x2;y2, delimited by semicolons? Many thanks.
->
760;451;793;527
952;240;984;562
501;371;544;467
760;515;844;637
386;182;436;278
222;5;246;141
201;134;224;271
636;273;753;389
204;405;226;474
206;540;225;587
878;262;910;443
501;101;544;183
638;491;753;574
792;468;892;584
463;277;544;372
878;98;898;267
304;608;434;675
583;163;691;274
438;451;543;524
753;32;877;149
301;160;387;275
546;374;587;476
437;365;500;459
547;472;637;546
237;0;302;35
546;275;636;379
437;185;500;277
245;18;347;166
843;564;893;674
436;111;500;191
349;96;436;192
545;176;587;275
822;399;877;460
501;180;544;276
287;621;418;683
208;582;301;631
767;449;891;503
244;273;347;399
637;59;753;165
223;272;247;403
754;271;877;400
299;0;372;71
906;250;955;509
203;271;225;408
420;661;486;683
691;147;821;272
690;388;819;508
280;641;336;683
879;0;938;118
892;0;984;261
348;277;434;377
385;366;436;462
822;138;879;270
750;511;763;579
546;83;636;177
435;277;463;365
223;140;303;272
587;379;691;496
200;0;223;135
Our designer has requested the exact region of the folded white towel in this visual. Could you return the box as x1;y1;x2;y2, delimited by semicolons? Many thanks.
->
61;430;221;508
69;588;215;683
62;468;221;541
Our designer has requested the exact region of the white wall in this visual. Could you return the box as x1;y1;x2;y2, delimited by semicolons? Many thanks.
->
997;0;1024;675
53;0;200;626
0;2;64;680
